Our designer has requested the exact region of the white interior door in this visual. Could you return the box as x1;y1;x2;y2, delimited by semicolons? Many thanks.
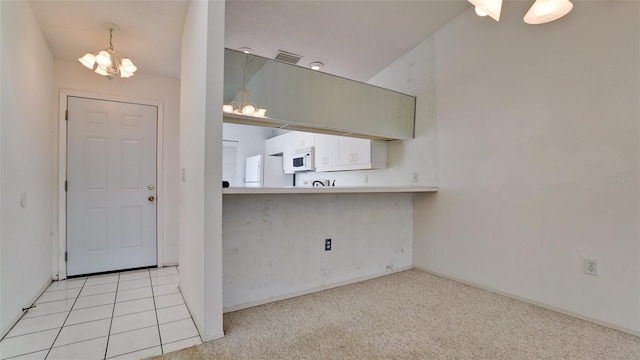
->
67;96;158;276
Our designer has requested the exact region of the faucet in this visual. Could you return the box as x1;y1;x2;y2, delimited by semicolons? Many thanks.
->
312;180;336;187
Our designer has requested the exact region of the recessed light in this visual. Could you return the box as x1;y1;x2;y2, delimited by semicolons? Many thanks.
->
238;47;253;54
309;62;323;71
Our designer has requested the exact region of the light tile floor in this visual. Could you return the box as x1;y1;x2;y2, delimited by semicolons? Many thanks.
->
0;266;202;360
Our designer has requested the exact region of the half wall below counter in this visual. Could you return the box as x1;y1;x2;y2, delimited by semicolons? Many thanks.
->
222;189;436;312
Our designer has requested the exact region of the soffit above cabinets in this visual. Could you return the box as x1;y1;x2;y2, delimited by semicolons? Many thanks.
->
223;49;416;140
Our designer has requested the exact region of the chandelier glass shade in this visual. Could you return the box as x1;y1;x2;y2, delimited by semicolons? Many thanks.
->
78;23;137;79
223;53;267;117
468;0;503;21
468;0;573;24
524;0;574;24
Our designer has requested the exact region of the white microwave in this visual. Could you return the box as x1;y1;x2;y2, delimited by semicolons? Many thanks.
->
291;147;315;172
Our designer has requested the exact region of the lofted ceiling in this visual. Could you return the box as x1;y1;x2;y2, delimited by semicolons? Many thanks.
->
29;0;470;82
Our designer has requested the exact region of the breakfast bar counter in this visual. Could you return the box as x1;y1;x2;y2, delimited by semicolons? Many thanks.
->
222;186;438;195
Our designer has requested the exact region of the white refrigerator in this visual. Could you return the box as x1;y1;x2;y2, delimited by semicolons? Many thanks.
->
245;155;293;187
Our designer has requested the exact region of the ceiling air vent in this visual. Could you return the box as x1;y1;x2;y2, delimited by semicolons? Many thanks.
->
275;50;302;65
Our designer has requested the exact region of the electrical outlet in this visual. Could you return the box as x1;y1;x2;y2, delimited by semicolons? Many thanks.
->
325;239;331;251
412;172;419;183
584;259;598;276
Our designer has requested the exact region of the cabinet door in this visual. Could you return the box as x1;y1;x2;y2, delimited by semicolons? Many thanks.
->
339;137;371;166
293;131;315;148
265;136;281;155
314;134;340;171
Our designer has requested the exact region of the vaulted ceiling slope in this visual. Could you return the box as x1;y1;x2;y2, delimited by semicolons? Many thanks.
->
29;0;469;82
226;0;470;82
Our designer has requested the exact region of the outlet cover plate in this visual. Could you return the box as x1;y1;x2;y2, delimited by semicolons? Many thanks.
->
584;259;598;276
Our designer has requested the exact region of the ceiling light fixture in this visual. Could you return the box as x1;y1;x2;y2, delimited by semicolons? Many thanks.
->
468;0;502;21
222;54;267;117
238;47;254;54
78;22;137;79
309;62;324;71
468;0;573;24
524;0;574;24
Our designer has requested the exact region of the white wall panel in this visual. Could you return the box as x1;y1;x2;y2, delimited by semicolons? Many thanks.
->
179;0;225;341
410;1;640;334
0;1;54;337
222;194;413;309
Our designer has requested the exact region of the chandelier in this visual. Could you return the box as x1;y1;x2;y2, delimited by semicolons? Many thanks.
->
468;0;573;24
222;53;267;117
78;22;137;79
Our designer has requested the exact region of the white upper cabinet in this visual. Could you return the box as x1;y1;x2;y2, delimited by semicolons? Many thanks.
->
268;131;387;173
334;137;387;171
293;132;315;149
314;134;340;170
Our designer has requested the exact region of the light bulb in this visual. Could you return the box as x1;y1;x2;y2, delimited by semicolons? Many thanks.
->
95;50;112;67
223;104;234;113
309;62;323;71
256;109;267;117
242;105;256;115
78;53;96;69
120;70;134;78
475;6;488;16
468;0;502;21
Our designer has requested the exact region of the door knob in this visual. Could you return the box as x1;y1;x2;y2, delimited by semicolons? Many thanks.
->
148;184;155;191
148;196;155;202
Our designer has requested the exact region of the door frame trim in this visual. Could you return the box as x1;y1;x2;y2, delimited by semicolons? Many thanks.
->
57;89;165;280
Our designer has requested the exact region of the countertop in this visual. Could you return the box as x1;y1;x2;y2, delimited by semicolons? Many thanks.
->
222;186;438;195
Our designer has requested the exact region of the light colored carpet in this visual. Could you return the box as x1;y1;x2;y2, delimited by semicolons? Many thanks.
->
151;269;640;359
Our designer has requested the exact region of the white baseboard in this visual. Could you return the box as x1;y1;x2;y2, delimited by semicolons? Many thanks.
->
223;266;413;314
413;266;640;338
202;331;225;342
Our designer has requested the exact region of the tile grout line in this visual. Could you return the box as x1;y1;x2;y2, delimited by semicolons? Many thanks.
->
149;270;164;354
104;345;159;360
103;272;122;360
174;282;204;345
47;335;108;351
18;284;83;307
43;277;88;360
3;348;49;360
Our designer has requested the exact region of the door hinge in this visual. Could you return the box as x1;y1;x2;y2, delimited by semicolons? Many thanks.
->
65;109;68;121
65;252;68;262
65;180;68;192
